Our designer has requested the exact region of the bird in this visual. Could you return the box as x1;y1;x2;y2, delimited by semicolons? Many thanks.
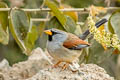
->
44;28;90;70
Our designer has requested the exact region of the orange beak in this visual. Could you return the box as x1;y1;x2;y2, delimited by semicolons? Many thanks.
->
44;30;52;35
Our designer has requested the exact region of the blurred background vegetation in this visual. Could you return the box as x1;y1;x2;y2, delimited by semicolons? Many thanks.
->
0;0;120;79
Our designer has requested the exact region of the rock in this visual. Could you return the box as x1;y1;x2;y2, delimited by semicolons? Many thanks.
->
0;47;114;80
26;64;114;80
0;59;10;70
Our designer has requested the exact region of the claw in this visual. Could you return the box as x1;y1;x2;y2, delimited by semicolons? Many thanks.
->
61;62;70;70
52;61;61;68
52;61;72;71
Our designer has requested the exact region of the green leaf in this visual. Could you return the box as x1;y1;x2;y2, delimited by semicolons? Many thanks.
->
0;2;9;45
24;25;39;53
79;48;88;64
49;16;65;30
49;16;76;33
65;15;76;33
45;0;66;26
45;0;67;28
74;24;82;36
88;39;114;64
25;0;46;18
45;0;76;33
25;0;44;8
108;11;120;38
37;22;47;49
0;2;8;31
38;34;47;50
9;9;29;53
0;25;9;45
108;19;114;34
38;22;46;37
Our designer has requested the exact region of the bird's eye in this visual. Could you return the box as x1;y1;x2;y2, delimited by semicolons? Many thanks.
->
51;30;58;35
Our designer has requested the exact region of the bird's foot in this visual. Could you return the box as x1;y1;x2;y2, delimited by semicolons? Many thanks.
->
61;62;70;70
52;61;61;68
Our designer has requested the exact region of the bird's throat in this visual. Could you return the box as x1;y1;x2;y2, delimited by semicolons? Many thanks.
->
48;35;52;41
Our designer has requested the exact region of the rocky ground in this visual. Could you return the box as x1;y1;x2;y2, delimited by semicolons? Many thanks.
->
0;48;114;80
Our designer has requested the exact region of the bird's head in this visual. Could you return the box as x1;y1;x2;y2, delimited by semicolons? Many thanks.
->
44;28;68;42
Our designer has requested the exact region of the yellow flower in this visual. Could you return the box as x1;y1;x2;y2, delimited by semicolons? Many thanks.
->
88;16;120;50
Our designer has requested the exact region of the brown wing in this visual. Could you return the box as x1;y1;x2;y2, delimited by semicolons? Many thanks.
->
63;33;90;49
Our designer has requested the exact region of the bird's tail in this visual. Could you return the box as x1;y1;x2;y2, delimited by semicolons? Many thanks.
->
79;18;107;40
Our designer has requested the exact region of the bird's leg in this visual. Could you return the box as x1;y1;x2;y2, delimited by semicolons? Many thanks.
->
53;61;61;68
62;62;70;70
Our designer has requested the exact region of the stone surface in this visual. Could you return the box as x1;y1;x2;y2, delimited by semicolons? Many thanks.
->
0;47;114;80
